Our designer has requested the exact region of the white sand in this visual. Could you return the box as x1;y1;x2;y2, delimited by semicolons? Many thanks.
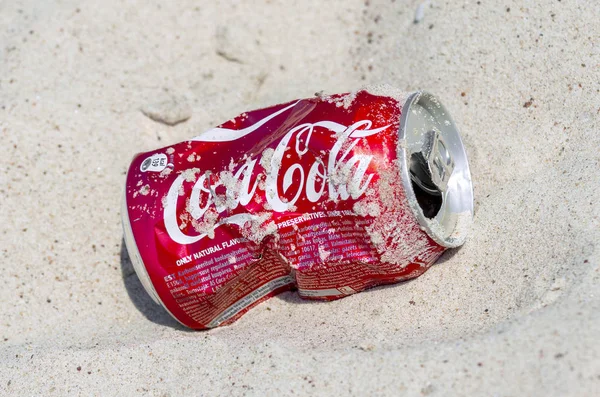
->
1;0;599;395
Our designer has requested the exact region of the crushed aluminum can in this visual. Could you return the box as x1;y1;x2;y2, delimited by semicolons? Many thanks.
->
122;85;474;329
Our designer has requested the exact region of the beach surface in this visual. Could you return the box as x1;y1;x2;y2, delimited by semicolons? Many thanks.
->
1;0;599;395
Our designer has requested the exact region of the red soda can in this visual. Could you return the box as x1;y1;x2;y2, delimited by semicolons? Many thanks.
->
122;85;473;329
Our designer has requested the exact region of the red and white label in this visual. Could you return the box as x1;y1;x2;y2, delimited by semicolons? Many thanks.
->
124;90;444;329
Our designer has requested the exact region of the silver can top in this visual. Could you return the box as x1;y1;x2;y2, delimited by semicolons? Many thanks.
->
399;92;474;248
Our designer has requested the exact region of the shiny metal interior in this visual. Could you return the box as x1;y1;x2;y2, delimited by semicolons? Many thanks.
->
398;92;474;248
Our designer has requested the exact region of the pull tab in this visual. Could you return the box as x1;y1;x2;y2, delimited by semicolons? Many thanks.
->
423;129;454;193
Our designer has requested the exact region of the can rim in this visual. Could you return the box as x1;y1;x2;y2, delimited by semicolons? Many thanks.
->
398;91;474;248
121;178;187;328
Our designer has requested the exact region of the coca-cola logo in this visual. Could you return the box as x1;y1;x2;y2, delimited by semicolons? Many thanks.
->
163;103;390;245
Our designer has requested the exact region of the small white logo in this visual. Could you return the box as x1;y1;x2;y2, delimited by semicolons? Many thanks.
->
140;153;168;172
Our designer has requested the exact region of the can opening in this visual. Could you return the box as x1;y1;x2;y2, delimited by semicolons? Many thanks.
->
399;91;474;248
409;152;442;218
